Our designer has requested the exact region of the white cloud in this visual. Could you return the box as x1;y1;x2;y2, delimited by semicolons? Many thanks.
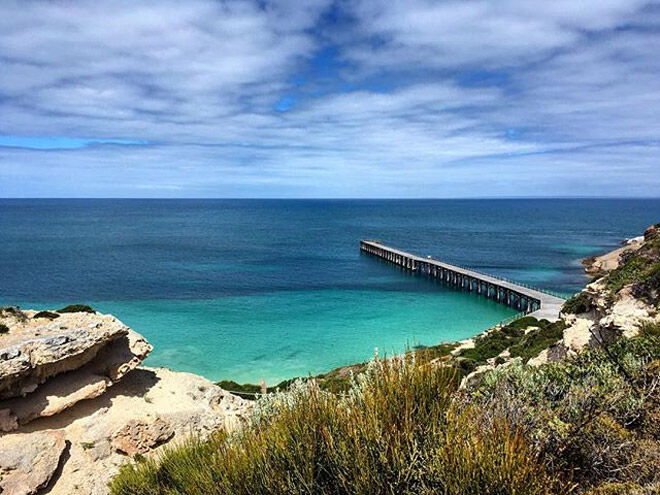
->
0;0;658;197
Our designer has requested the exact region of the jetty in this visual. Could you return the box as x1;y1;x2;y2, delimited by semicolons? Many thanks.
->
360;240;565;321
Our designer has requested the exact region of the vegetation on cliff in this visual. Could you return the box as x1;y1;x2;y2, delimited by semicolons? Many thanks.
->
111;330;660;495
111;227;660;495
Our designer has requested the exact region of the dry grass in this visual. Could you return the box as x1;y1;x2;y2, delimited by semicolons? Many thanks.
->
110;355;556;495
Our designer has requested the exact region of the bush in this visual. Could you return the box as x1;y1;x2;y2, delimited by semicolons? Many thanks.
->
0;306;27;321
469;335;660;489
56;304;95;314
111;356;557;495
562;292;593;314
33;310;60;320
506;316;540;331
606;256;646;293
509;320;567;362
584;482;648;495
639;321;660;338
0;323;9;334
458;325;525;363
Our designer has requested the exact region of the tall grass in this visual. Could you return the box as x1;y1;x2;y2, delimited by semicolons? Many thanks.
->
110;355;556;495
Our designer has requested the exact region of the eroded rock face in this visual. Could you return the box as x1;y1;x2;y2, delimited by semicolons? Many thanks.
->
0;310;133;399
35;367;251;495
0;318;152;430
0;308;252;495
0;430;67;495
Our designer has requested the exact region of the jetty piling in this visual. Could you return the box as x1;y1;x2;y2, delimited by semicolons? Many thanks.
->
360;240;565;321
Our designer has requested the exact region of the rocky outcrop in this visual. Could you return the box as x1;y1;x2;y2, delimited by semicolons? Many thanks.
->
112;417;174;456
0;309;152;431
0;309;137;400
583;236;643;276
0;308;251;495
558;225;660;355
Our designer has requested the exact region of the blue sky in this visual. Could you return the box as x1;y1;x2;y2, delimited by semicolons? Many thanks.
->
0;0;659;198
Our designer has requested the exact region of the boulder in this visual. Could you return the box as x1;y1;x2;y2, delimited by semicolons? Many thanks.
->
0;430;66;495
112;417;174;455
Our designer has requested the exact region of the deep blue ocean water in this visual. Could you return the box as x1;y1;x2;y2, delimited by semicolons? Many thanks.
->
2;199;659;383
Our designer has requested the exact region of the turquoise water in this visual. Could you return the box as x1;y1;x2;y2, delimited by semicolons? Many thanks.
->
2;199;659;383
93;288;514;383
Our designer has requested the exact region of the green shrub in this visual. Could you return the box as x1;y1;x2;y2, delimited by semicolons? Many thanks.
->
506;316;540;331
606;256;646;292
57;304;95;314
33;310;60;320
111;356;557;495
413;342;458;361
509;320;566;362
631;262;660;304
470;335;660;489
0;306;26;321
562;292;593;314
639;321;660;338
459;325;525;363
0;323;9;334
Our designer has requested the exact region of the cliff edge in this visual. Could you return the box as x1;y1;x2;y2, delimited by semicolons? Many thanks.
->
0;307;250;495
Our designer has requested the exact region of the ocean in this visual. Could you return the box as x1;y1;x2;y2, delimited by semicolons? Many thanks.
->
1;198;659;384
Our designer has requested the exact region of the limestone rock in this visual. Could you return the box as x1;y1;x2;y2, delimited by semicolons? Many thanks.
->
1;372;110;429
563;316;596;352
0;310;131;399
25;367;251;495
0;328;152;429
599;288;657;336
112;417;174;455
0;430;66;495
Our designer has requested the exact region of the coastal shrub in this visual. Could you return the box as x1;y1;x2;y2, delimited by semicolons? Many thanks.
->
631;262;660;304
606;256;646;293
57;304;95;313
469;334;660;489
0;323;9;334
458;324;525;363
562;292;593;314
111;355;557;495
506;316;540;331
639;321;660;338
413;342;458;361
604;234;660;302
584;482;648;495
509;319;567;362
216;380;262;395
33;310;60;320
0;306;27;321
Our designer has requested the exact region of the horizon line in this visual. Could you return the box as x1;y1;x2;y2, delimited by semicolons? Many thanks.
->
1;196;660;201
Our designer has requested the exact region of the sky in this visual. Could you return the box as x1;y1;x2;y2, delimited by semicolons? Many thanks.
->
0;0;659;198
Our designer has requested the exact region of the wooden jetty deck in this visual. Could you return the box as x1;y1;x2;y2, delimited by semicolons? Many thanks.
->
360;240;565;321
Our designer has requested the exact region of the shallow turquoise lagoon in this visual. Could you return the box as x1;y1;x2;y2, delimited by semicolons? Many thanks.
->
19;286;516;384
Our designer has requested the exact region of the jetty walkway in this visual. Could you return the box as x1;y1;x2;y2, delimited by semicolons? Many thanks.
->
360;240;565;321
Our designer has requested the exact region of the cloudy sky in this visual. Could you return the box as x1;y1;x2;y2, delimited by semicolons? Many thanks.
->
1;0;659;197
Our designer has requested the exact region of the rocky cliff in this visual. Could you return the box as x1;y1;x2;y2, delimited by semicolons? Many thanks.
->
0;307;250;495
558;223;659;355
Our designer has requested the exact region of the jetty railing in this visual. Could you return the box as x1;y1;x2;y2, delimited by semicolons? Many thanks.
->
360;240;566;319
440;260;569;300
